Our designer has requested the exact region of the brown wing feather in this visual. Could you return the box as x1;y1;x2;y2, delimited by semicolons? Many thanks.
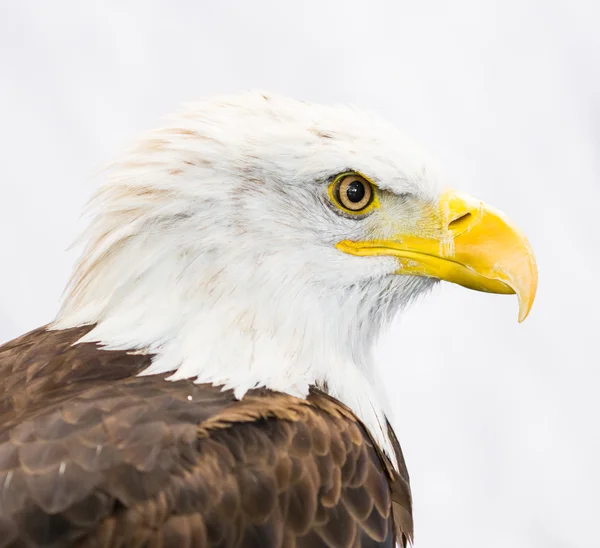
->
0;327;412;547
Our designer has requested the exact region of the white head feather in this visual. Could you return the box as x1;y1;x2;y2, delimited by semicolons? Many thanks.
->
54;92;446;465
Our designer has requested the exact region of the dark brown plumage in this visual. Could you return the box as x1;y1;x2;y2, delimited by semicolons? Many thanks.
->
0;326;412;547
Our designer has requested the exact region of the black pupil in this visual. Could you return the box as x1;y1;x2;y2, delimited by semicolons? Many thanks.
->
346;181;365;203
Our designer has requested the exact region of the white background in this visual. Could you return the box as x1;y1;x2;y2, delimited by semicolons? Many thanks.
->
0;1;598;546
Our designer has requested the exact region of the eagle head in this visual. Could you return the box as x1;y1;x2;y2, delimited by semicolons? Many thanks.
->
54;92;537;461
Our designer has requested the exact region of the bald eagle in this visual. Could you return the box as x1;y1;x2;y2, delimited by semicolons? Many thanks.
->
0;93;537;547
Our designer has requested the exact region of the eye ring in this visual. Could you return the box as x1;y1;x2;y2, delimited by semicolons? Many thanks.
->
332;173;374;212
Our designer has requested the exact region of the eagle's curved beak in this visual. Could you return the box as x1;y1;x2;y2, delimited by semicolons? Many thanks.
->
336;190;538;322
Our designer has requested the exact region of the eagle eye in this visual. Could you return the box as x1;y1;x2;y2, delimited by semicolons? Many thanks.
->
329;173;377;214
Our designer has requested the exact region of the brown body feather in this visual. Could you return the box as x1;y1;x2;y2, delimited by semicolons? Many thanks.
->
0;327;412;547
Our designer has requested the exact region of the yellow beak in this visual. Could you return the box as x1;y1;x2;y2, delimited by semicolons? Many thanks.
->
336;190;538;322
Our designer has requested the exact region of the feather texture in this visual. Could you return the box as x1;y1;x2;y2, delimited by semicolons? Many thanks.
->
0;327;412;547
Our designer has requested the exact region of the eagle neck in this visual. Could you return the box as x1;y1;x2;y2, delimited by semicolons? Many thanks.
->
53;260;399;468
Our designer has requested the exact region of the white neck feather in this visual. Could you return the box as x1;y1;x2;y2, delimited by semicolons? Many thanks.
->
53;229;408;465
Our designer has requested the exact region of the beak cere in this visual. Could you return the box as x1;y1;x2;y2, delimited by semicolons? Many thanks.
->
336;190;538;322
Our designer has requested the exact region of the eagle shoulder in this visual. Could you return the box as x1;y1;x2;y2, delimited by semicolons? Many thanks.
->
0;327;412;547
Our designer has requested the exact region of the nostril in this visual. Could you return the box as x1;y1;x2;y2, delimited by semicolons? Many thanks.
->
449;212;472;230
